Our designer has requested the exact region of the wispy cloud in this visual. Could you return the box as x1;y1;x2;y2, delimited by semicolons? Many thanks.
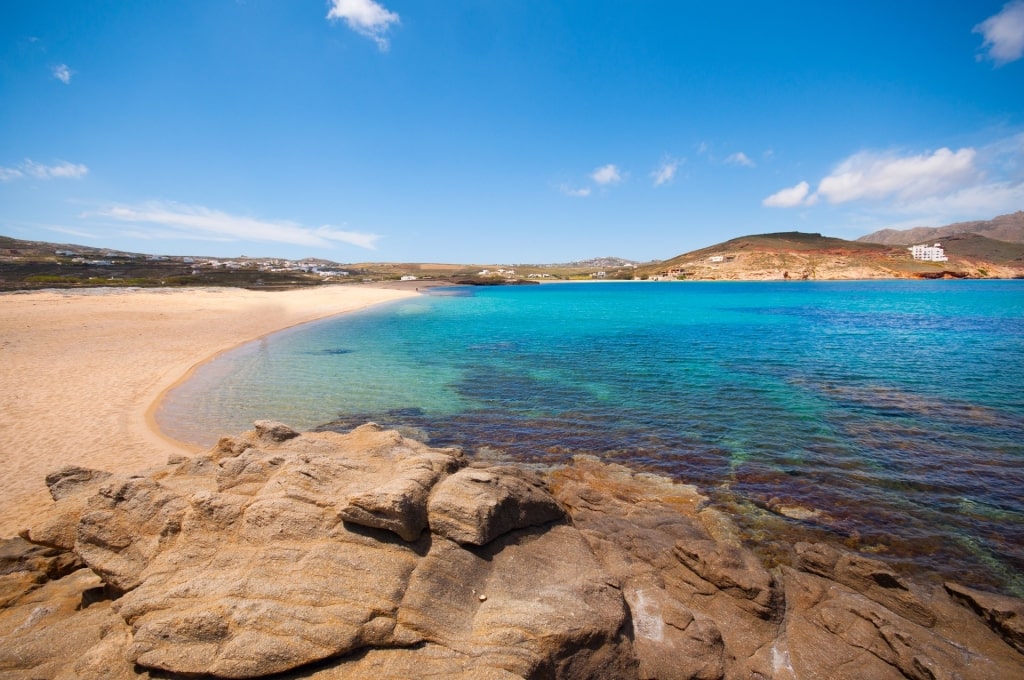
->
0;159;88;181
116;228;235;243
48;226;102;240
25;160;89;179
651;158;681;187
892;180;1024;217
327;0;400;51
725;151;755;168
87;201;380;250
591;164;622;185
974;1;1024;65
559;184;592;198
52;64;73;84
763;181;812;208
558;162;624;197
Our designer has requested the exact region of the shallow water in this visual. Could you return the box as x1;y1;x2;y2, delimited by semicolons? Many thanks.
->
158;280;1024;595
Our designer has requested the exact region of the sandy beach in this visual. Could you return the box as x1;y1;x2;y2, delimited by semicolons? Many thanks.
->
0;284;417;537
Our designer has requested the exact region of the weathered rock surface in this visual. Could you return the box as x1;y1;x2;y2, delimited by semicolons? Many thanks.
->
794;541;936;628
427;466;566;545
1;422;1022;679
945;581;1024;655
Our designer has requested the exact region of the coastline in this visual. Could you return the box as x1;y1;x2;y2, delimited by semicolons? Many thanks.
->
4;281;1024;678
0;283;418;538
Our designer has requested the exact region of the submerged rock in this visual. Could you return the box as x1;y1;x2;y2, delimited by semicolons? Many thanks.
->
0;421;1022;679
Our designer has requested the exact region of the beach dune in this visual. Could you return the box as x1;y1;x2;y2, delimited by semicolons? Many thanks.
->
0;284;416;537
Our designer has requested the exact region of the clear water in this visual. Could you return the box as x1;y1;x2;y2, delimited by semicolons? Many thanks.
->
158;281;1024;595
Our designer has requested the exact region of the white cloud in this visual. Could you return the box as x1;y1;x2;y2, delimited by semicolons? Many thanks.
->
883;180;1024;217
836;178;1024;236
816;147;978;204
89;201;380;250
559;184;591;198
762;181;811;208
327;0;400;51
974;1;1024;65
725;152;755;168
591;164;622;185
53;64;73;84
0;159;88;180
763;135;1024;229
651;158;680;187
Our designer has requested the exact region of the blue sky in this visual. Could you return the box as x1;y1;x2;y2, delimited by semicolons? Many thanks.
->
2;1;1023;263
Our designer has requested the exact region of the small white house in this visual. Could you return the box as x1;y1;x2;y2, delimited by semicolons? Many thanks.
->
909;243;948;262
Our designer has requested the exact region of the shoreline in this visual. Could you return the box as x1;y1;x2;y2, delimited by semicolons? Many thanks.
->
0;283;418;538
141;282;439;453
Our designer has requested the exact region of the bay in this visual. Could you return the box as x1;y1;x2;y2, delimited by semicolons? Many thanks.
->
158;280;1024;595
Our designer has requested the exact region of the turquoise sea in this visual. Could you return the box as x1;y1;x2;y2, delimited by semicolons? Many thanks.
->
158;280;1024;595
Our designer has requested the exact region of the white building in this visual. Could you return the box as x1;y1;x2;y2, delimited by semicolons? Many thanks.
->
909;243;948;262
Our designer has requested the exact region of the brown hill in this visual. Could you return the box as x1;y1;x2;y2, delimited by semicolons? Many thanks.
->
858;211;1024;245
939;233;1024;265
637;231;1024;280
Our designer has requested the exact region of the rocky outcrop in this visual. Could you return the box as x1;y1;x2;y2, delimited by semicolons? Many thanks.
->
944;581;1024;655
0;537;84;607
427;467;566;545
794;541;936;628
2;422;1023;679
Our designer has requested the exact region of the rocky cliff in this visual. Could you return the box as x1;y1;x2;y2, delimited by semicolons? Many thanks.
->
2;421;1022;679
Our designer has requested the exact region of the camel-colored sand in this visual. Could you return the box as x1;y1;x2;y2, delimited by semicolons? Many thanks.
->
0;285;417;538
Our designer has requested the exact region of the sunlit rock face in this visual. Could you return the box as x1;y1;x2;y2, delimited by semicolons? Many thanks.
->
2;422;1023;679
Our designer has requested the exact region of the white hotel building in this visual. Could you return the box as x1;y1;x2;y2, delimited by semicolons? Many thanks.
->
909;243;948;262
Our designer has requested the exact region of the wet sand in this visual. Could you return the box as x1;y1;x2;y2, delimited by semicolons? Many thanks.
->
0;284;417;537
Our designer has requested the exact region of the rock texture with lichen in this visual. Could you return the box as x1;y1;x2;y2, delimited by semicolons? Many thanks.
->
2;422;1023;679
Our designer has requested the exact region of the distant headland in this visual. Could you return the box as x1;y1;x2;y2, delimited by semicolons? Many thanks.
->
3;211;1023;289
